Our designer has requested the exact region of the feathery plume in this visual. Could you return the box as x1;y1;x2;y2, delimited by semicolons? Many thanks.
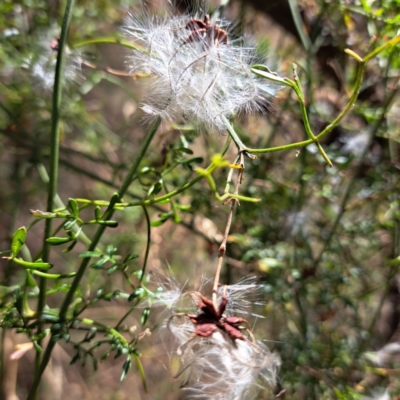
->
124;12;278;132
26;29;82;91
153;275;280;399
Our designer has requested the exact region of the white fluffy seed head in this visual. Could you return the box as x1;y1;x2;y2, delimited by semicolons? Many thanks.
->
218;276;267;317
124;12;278;132
158;278;280;399
25;29;82;91
173;332;280;400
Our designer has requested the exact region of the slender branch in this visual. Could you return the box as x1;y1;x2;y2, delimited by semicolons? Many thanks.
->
81;59;142;78
140;206;151;283
33;0;75;398
73;151;259;209
59;117;161;320
363;35;400;62
212;155;244;309
72;37;147;53
27;117;161;399
249;60;365;158
287;0;312;52
312;76;399;269
114;298;141;330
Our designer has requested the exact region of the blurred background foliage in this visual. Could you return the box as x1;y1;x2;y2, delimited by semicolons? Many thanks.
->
1;0;400;399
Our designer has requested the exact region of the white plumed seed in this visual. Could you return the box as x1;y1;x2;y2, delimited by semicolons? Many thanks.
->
146;272;280;398
25;30;82;91
174;332;280;400
124;13;278;132
154;277;280;399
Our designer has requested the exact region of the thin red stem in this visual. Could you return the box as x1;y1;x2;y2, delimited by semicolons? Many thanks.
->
212;155;244;309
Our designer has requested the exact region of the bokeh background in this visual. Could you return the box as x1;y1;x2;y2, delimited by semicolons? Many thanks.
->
1;0;400;399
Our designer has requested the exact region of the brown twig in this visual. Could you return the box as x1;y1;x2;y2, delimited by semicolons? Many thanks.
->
81;59;140;77
212;153;245;309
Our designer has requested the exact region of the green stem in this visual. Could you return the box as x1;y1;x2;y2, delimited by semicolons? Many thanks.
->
72;37;147;53
33;0;75;398
139;206;151;283
60;117;160;319
114;298;141;330
312;77;399;269
249;61;365;155
74;150;258;208
36;163;99;250
363;35;400;62
27;117;161;399
220;115;247;152
287;0;312;51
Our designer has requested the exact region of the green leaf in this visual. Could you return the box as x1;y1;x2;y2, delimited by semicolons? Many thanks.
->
150;220;167;227
98;220;118;228
141;308;150;325
67;198;79;218
114;347;125;359
128;287;143;301
258;257;285;272
33;341;43;353
107;265;118;275
64;219;77;230
123;253;139;263
84;328;97;342
46;237;72;245
101;351;111;361
175;204;191;211
147;181;163;196
70;352;80;365
120;357;132;382
26;270;37;288
158;212;172;220
30;210;58;219
32;270;76;279
133;353;147;392
67;230;78;240
51;333;62;342
173;147;193;154
105;193;120;214
180;157;203;165
140;166;151;173
63;240;77;253
79;251;103;258
92;355;98;371
95;206;102;221
11;227;27;258
106;245;117;255
91;257;109;269
13;258;52;270
42;311;60;322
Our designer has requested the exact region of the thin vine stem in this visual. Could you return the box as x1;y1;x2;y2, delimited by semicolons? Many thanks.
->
312;74;400;269
287;0;312;52
60;116;161;319
72;37;147;53
33;0;75;398
140;205;151;283
27;117;161;400
81;59;138;77
73;152;259;209
212;155;244;310
248;60;365;156
245;35;399;157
